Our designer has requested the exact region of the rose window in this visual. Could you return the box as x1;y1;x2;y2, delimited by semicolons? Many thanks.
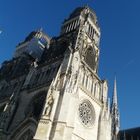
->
78;100;95;127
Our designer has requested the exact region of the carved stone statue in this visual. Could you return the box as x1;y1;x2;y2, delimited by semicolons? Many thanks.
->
44;93;54;117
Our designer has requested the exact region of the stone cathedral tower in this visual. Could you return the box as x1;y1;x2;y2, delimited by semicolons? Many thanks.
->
0;6;119;140
33;6;112;140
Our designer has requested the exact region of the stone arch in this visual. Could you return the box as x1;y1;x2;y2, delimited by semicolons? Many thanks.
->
10;118;37;140
24;90;47;121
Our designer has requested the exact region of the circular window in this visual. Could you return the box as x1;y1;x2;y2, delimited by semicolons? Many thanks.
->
78;100;95;127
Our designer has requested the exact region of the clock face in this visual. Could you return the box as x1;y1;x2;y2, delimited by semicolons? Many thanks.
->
78;100;95;127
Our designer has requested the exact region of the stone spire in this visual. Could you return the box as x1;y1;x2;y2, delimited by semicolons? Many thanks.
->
111;76;120;140
112;77;118;106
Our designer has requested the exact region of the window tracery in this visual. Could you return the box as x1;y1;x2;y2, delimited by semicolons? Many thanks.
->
78;100;95;127
84;47;96;70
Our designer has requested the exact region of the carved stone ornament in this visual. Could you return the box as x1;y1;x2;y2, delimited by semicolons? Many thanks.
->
78;100;95;127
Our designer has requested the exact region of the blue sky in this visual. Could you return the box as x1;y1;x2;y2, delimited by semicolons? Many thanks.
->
0;0;140;130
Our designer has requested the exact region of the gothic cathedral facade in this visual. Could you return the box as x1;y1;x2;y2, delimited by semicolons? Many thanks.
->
0;6;119;140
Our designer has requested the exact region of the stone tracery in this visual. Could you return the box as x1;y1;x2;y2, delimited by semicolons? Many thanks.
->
79;100;95;127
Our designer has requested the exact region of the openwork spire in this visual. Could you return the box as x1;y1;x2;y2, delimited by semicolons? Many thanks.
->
111;76;120;140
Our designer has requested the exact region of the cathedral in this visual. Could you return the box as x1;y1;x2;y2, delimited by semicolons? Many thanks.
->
0;6;120;140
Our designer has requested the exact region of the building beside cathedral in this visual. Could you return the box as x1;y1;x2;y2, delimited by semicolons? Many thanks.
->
0;6;120;140
119;127;140;140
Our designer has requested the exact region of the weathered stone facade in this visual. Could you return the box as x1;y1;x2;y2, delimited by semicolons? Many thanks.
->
0;6;119;140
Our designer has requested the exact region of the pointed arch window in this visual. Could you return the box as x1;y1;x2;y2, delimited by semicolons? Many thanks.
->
84;47;96;70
